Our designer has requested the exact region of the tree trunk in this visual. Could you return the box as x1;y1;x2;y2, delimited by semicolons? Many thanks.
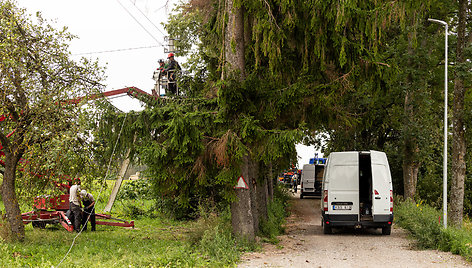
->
402;158;419;200
254;162;269;227
402;91;420;200
1;152;25;241
223;0;256;241
450;0;468;227
223;0;245;78
231;155;255;241
249;160;262;233
267;163;274;201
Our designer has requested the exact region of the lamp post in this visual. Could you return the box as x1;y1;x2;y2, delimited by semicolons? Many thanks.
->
428;18;448;228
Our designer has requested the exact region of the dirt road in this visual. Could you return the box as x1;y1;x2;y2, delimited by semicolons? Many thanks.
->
238;191;470;268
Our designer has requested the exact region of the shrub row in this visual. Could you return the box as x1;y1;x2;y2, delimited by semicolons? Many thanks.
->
395;199;472;260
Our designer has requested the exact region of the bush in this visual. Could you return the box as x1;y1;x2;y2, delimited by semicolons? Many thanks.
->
184;207;241;265
117;179;153;200
154;196;198;220
259;197;287;243
395;199;442;248
198;224;239;264
258;184;290;243
395;198;472;260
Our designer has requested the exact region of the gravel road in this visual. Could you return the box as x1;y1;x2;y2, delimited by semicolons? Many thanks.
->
238;191;471;268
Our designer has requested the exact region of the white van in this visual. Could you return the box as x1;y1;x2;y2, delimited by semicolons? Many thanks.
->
300;164;324;199
321;150;393;235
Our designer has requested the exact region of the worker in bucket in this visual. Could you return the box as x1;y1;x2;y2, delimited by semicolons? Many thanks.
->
164;53;181;95
80;190;96;231
152;59;169;96
69;178;82;232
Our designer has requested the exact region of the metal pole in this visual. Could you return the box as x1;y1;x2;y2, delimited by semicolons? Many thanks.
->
428;18;448;228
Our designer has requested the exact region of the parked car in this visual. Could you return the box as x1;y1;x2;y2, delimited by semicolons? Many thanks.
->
321;150;393;235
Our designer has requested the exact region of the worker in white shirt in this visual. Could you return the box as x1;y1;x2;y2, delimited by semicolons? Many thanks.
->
69;179;82;232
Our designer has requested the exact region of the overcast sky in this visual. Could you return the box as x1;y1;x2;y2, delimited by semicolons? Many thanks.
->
15;0;320;166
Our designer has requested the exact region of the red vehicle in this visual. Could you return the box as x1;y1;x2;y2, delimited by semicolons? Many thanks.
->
2;87;154;231
21;182;135;231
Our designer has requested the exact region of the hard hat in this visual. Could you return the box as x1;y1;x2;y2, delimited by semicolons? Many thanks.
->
80;190;87;197
167;52;174;58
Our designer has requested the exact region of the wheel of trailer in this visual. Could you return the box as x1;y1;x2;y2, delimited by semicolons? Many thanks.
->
323;223;332;234
382;226;391;235
32;221;46;229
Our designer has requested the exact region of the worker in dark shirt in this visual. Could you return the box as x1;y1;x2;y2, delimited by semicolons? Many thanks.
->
164;53;181;95
80;190;96;231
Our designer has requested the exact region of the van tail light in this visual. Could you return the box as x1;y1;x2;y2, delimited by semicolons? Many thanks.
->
374;189;379;195
323;190;328;211
390;190;394;212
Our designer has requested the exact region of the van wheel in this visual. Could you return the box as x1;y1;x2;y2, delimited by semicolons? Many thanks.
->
382;226;391;235
323;224;332;234
300;193;304;199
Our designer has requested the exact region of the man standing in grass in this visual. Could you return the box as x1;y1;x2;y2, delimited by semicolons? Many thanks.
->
69;179;82;232
80;190;96;231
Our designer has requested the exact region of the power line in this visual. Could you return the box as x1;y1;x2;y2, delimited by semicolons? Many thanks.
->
115;0;164;46
127;0;167;37
72;45;161;56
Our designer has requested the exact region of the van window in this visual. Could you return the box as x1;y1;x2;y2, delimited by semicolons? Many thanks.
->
330;165;358;190
372;164;390;184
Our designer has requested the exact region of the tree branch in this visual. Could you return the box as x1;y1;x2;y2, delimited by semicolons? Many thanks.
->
263;0;281;30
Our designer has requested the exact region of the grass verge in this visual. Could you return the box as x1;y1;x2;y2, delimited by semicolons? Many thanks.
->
395;198;472;261
0;179;291;267
0;214;247;267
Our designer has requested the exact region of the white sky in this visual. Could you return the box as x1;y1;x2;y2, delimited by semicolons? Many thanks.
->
15;0;321;167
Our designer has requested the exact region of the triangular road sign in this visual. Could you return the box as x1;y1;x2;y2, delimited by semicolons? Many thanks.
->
234;175;249;189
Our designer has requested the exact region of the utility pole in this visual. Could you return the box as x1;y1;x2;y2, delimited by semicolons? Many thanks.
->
428;18;448;228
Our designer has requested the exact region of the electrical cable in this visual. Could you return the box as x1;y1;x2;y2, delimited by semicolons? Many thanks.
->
72;44;161;56
55;112;129;268
115;0;164;46
127;0;167;37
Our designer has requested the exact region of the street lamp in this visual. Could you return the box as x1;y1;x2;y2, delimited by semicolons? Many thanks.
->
428;18;448;228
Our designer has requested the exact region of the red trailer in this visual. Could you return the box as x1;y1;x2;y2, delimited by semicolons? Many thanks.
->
21;193;134;232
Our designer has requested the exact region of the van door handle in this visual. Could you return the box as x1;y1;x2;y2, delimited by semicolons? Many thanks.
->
375;196;381;199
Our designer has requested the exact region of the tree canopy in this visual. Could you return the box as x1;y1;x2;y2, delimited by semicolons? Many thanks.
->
0;0;105;240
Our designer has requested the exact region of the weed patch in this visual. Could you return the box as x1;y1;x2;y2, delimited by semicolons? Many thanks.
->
258;184;290;243
395;199;472;261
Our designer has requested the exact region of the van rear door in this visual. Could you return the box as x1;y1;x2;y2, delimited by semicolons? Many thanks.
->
370;151;392;220
327;152;359;218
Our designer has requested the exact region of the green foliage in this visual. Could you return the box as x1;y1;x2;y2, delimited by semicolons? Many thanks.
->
198;223;240;265
395;199;443;248
117;179;153;200
395;198;472;260
259;185;290;243
119;200;156;219
0;1;106;240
